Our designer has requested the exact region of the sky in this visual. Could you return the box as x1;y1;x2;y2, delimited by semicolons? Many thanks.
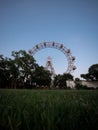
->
0;0;98;78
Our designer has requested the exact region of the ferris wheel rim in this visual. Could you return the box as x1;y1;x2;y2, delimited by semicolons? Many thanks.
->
28;41;76;73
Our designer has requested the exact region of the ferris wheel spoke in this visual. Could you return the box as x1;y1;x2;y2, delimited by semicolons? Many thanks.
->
28;42;76;74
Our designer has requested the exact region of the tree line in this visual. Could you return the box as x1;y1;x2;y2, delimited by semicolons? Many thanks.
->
0;50;52;89
0;50;73;89
0;50;98;89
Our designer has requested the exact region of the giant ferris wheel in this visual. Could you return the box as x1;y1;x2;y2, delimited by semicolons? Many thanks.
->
28;42;76;74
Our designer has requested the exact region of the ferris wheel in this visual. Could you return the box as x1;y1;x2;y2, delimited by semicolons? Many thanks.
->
28;42;76;74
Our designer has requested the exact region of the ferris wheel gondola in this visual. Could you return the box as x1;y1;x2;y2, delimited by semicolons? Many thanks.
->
29;42;76;74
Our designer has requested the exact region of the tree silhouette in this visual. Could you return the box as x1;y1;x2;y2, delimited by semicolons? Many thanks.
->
0;50;52;88
53;73;73;88
81;64;98;81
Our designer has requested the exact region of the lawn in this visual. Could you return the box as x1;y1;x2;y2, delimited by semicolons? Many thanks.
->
0;89;98;130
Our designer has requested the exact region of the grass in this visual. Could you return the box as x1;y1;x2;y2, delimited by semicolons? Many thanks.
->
0;89;98;130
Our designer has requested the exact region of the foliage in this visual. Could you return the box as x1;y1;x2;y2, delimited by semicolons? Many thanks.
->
88;64;98;80
75;78;80;81
53;73;73;88
81;64;98;81
0;50;51;88
0;55;12;88
75;83;88;89
32;66;52;87
0;89;98;130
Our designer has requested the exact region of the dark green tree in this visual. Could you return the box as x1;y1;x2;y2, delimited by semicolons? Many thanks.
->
0;55;12;88
88;64;98;80
81;73;90;81
0;50;53;89
11;50;37;88
53;73;73;88
81;64;98;81
32;66;52;87
0;55;7;88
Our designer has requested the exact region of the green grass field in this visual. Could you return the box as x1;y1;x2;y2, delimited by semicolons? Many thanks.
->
0;89;98;130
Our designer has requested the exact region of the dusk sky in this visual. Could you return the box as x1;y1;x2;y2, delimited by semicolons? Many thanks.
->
0;0;98;78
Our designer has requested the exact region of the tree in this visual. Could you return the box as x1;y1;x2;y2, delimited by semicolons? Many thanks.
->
53;74;65;88
11;50;37;88
0;55;12;88
75;78;80;81
32;66;52;87
0;55;7;88
81;73;90;81
88;64;98;80
81;64;98;81
53;73;73;88
0;50;53;89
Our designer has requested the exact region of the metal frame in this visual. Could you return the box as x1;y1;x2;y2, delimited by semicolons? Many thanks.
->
29;42;76;73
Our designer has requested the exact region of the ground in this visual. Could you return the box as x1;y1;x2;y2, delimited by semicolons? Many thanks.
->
0;89;98;130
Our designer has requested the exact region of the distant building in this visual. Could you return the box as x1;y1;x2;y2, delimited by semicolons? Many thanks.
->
80;80;98;88
66;80;75;88
66;80;98;89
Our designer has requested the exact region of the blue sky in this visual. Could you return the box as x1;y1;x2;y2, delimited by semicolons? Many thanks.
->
0;0;98;78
